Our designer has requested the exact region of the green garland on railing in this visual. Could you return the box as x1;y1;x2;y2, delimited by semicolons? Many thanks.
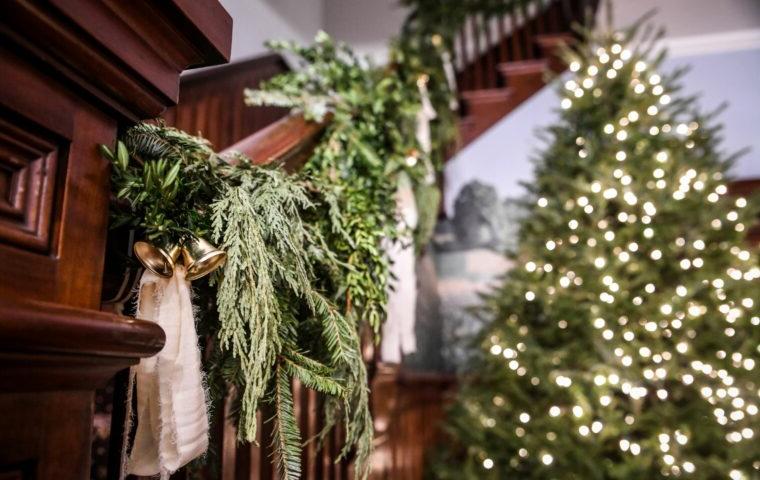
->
104;32;453;479
105;123;372;479
246;32;431;337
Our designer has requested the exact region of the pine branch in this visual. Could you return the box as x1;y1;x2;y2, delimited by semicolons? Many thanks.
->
272;362;302;480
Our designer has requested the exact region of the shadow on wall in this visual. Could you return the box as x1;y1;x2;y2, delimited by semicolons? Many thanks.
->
264;0;325;39
408;181;527;372
322;0;409;62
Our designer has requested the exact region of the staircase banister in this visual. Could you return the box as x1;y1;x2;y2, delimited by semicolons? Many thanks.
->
222;112;332;171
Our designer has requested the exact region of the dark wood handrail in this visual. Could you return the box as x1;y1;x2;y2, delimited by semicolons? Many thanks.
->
222;113;330;170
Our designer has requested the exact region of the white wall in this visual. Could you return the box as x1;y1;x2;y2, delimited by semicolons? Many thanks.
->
219;0;325;61
600;0;760;38
217;0;409;64
322;0;408;63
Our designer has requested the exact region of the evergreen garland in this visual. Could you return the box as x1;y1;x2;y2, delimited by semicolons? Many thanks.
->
245;32;436;337
105;30;452;478
105;124;375;479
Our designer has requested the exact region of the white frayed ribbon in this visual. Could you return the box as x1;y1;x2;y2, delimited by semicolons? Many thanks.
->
416;78;438;155
127;266;208;479
381;173;419;363
441;50;459;111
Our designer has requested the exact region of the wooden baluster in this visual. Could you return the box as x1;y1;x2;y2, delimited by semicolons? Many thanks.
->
535;0;546;36
549;0;561;33
471;14;483;89
458;25;470;90
557;0;575;32
483;11;496;88
521;0;533;59
579;0;590;28
588;0;601;28
498;6;508;64
510;4;522;61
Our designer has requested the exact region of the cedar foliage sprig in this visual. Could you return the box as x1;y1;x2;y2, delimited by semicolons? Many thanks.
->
245;31;431;339
106;124;374;480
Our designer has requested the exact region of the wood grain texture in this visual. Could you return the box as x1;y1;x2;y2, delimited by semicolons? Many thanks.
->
455;0;599;150
370;365;456;480
164;54;290;150
1;0;231;121
0;1;230;478
222;113;330;171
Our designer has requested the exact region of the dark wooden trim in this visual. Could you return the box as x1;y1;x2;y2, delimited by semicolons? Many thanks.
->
728;178;760;197
180;53;288;85
0;0;232;121
164;53;290;150
0;299;164;359
222;113;330;170
0;2;228;476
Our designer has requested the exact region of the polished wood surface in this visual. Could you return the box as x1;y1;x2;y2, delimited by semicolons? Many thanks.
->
222;113;330;171
455;0;597;147
0;1;231;478
164;54;290;149
370;365;456;480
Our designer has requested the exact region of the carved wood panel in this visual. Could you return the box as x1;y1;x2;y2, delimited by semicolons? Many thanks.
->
0;2;230;479
0;44;112;309
0;114;61;253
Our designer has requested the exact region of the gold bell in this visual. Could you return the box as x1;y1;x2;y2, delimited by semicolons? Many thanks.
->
181;237;226;281
133;241;181;278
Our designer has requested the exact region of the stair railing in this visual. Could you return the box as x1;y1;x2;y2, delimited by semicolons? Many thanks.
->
454;0;598;91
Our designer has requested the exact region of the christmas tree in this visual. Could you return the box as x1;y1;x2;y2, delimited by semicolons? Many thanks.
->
431;19;760;480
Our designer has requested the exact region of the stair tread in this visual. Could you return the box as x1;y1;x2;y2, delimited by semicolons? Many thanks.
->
460;88;513;102
534;32;576;45
498;58;548;75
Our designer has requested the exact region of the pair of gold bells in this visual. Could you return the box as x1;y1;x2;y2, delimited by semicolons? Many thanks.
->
133;237;226;281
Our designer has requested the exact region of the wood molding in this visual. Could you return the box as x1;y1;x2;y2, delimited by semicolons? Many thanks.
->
164;53;290;150
222;113;330;171
0;299;164;359
0;0;231;121
0;2;230;477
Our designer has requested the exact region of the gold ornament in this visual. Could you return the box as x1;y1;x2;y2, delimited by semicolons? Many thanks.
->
182;237;227;281
133;241;181;278
133;237;225;281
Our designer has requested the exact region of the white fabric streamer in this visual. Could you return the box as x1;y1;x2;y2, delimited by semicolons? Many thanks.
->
441;50;459;111
128;266;209;479
381;174;419;363
416;78;438;155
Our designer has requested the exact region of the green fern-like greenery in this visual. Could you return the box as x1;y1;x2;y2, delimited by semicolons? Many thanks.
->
210;166;368;454
106;123;378;479
106;29;451;480
246;32;435;339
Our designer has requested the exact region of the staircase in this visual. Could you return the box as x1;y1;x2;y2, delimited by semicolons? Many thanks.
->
452;0;599;146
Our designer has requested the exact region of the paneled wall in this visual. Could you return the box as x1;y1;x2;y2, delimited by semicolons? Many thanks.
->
164;54;290;150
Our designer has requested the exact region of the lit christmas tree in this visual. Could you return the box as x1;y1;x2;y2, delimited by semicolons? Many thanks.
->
431;20;760;480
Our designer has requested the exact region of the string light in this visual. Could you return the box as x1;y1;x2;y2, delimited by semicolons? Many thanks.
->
464;31;760;478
